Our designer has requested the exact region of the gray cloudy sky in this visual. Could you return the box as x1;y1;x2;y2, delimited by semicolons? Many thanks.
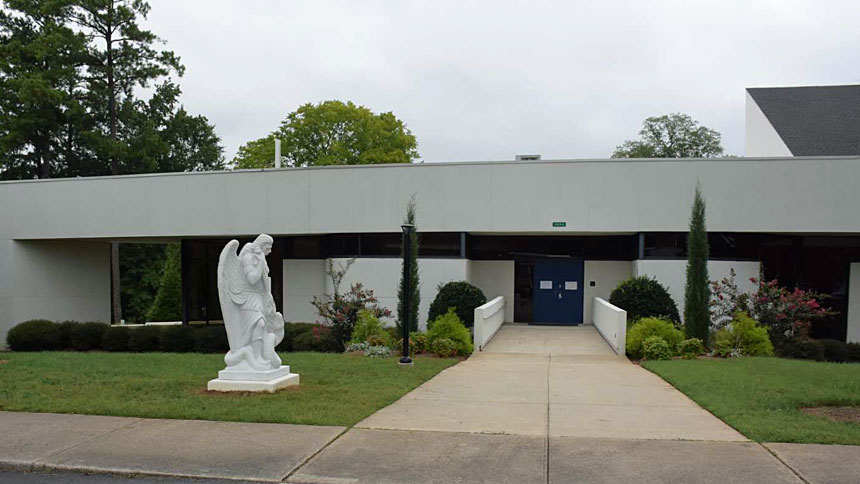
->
144;0;860;162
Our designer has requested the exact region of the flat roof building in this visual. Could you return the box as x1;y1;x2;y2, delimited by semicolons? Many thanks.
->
3;84;860;346
2;155;860;345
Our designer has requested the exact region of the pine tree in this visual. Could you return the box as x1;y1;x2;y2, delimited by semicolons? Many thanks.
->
397;195;420;332
684;182;710;340
147;244;181;322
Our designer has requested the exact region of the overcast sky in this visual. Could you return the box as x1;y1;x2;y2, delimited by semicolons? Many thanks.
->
143;0;860;162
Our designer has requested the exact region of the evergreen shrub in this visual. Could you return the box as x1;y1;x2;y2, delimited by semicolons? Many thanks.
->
6;319;60;351
626;317;684;359
427;281;486;328
610;276;680;323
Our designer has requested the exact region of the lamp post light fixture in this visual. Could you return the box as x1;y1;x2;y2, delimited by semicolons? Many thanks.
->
399;223;414;366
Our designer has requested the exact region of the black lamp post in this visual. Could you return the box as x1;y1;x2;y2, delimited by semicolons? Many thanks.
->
400;223;414;366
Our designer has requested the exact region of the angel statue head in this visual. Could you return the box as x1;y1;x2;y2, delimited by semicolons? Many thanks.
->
252;234;274;255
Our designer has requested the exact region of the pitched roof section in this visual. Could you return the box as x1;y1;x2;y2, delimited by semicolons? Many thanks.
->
747;85;860;156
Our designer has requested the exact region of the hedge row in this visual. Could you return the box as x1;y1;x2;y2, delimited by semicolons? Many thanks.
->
6;319;339;353
776;338;860;363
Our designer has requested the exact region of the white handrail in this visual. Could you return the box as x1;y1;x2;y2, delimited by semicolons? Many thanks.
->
473;296;505;352
592;297;627;355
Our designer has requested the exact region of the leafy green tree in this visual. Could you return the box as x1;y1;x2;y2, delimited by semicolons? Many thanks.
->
146;244;181;322
612;113;724;158
73;0;184;175
158;107;224;172
0;0;87;180
120;243;166;323
234;100;419;168
397;195;420;333
684;182;710;341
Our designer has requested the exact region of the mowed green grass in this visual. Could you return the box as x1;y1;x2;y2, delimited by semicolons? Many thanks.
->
0;352;457;427
643;357;860;444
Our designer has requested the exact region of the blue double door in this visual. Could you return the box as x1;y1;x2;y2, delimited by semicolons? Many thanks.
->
532;258;584;325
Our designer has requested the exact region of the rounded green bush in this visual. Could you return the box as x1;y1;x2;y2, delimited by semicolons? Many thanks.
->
193;326;229;353
350;310;391;346
6;319;60;351
276;322;316;352
101;326;130;352
410;332;429;353
626;317;684;359
610;276;680;323
127;326;162;352
56;321;78;350
642;336;673;361
677;338;705;359
713;312;773;357
431;337;457;358
427;308;473;355
69;322;108;351
159;325;196;352
427;281;486;328
290;325;339;352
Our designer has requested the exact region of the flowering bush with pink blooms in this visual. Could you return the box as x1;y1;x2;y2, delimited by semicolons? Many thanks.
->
711;269;834;348
312;283;391;351
710;269;750;331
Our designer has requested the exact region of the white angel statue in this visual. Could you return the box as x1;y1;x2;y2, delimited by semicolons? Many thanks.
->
217;234;285;371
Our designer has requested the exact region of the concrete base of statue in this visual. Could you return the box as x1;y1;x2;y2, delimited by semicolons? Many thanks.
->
207;365;300;393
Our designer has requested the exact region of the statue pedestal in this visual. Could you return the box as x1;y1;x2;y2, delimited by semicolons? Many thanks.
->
207;365;300;393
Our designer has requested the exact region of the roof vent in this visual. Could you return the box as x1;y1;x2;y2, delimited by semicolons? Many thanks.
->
515;154;541;161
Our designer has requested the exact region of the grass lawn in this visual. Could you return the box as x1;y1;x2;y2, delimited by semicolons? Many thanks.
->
643;357;860;445
0;351;457;427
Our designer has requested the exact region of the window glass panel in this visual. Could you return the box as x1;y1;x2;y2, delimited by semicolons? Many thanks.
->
329;234;360;257
361;233;402;257
418;233;461;257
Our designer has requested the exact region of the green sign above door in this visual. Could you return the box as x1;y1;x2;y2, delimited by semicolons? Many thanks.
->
552;222;566;227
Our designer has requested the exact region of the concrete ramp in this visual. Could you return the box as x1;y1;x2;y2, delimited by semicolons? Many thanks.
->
482;324;617;356
357;324;745;441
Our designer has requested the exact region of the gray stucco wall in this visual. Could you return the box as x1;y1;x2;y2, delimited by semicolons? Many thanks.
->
2;156;860;241
0;240;111;346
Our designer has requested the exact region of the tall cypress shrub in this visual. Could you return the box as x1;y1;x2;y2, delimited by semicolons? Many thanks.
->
684;182;710;340
397;195;420;332
147;244;182;322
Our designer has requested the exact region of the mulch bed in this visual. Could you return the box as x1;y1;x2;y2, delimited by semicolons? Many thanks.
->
801;406;860;423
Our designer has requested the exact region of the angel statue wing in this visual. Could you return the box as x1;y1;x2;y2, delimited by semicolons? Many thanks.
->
217;239;247;350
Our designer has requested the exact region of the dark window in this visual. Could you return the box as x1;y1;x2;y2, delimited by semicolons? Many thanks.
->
329;234;360;257
281;232;464;259
283;235;326;259
643;233;686;258
361;233;402;257
468;235;636;260
642;233;763;261
418;233;461;257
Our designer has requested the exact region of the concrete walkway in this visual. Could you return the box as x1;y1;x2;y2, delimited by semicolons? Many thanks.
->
3;326;860;483
357;324;745;440
0;411;344;482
